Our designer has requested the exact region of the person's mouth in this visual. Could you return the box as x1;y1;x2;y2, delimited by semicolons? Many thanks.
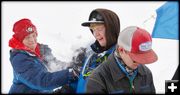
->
97;37;103;42
29;43;36;46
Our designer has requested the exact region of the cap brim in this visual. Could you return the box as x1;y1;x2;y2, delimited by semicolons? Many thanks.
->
129;49;158;64
81;21;104;27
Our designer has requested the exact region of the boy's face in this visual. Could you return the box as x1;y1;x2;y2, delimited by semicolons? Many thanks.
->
90;23;106;47
118;47;139;70
22;32;37;51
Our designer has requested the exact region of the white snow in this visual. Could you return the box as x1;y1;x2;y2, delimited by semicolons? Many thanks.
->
1;1;178;94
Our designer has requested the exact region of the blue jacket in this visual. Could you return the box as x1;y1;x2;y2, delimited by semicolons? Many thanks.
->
76;45;116;93
9;49;73;94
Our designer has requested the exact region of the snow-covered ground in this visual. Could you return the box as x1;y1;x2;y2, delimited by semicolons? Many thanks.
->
1;1;178;94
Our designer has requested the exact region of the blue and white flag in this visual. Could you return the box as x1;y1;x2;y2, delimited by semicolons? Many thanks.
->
152;2;179;40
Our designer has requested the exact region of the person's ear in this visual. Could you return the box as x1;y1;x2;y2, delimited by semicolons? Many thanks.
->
118;47;124;54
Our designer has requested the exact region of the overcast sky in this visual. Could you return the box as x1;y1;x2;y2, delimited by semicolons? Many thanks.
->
1;1;178;94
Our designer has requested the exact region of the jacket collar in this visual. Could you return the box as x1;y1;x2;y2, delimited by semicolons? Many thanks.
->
9;37;42;59
108;52;146;82
90;41;116;53
107;53;125;82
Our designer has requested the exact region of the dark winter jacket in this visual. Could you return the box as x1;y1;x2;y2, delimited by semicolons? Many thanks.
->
86;52;156;94
9;45;74;94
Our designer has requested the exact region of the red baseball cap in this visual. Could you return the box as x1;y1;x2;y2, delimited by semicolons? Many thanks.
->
117;26;158;64
12;18;37;42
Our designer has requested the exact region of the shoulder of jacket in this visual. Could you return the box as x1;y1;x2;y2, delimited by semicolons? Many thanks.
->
94;53;117;76
91;60;109;77
11;49;33;56
11;50;39;64
11;51;35;65
139;65;152;76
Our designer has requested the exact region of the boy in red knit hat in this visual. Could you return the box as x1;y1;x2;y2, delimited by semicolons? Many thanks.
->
8;18;79;94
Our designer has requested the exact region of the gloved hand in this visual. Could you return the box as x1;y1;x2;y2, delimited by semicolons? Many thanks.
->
72;65;81;78
72;47;86;67
68;65;81;82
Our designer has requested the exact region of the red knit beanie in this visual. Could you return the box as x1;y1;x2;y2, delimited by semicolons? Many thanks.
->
12;18;37;42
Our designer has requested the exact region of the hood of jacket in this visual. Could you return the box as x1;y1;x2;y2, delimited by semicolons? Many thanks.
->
89;8;120;53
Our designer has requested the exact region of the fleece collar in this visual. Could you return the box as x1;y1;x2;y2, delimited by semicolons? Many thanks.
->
9;37;41;59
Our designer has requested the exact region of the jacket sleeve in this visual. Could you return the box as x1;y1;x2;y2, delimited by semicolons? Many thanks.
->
11;53;73;91
86;72;106;93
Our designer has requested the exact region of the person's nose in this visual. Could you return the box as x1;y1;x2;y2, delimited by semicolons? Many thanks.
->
93;30;100;37
29;36;36;43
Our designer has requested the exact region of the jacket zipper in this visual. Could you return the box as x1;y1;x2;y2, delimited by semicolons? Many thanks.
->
129;80;135;93
132;82;135;93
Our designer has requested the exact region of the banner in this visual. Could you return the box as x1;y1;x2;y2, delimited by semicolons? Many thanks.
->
152;2;179;40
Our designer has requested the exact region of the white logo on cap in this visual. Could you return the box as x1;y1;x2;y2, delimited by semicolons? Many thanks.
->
139;41;152;51
26;27;33;33
91;18;97;21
